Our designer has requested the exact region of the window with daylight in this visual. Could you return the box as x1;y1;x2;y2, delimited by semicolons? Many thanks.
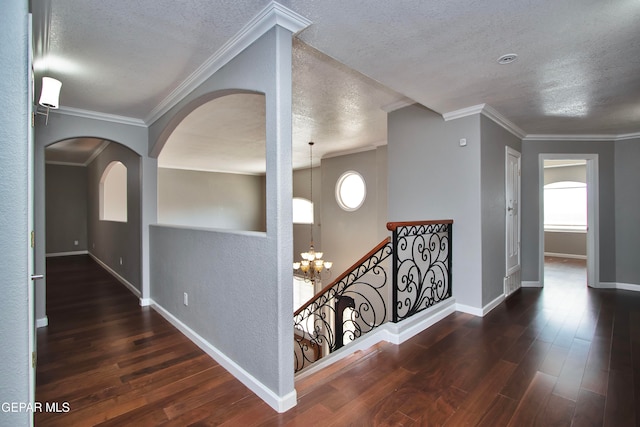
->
293;197;314;224
100;161;127;222
336;171;366;212
544;181;586;231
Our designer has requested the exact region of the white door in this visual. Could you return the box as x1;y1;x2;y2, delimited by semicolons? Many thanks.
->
505;147;521;296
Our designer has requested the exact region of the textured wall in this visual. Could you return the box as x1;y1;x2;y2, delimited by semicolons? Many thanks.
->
148;27;294;403
35;113;150;319
45;164;88;254
388;104;483;309
293;166;322;263
0;2;31;425
158;168;266;231
615;138;640;285
480;116;521;306
321;148;386;277
87;143;142;291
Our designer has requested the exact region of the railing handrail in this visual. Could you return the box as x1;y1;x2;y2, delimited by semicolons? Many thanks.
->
294;237;391;317
386;219;453;231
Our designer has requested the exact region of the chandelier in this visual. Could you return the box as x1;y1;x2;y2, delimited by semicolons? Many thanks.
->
293;142;332;282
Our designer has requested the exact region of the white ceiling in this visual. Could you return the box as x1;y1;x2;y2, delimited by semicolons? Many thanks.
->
37;0;640;172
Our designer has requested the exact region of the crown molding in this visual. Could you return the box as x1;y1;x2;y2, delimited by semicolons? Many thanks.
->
145;1;311;125
54;106;146;127
84;140;111;165
442;104;526;139
614;132;640;141
522;133;640;142
442;104;485;121
381;98;415;113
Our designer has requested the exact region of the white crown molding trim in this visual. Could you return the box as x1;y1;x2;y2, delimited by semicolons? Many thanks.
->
480;104;527;139
381;98;415;113
321;145;379;160
523;134;618;142
149;299;297;413
616;132;640;141
442;104;526;139
89;252;142;299
84;140;111;166
145;1;311;125
54;106;146;127
442;104;485;121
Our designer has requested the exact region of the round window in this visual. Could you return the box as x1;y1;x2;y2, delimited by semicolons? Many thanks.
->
336;171;366;211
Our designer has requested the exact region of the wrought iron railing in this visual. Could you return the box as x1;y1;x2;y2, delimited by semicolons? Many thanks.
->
387;220;453;322
293;220;452;373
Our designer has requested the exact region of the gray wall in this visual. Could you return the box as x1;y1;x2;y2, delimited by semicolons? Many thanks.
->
480;116;521;305
0;2;31;424
544;232;586;257
388;105;483;309
321;147;388;278
46;164;88;254
521;140;616;283
35;113;151;319
158;168;266;231
293;166;322;265
148;27;295;401
614;138;640;285
87;143;142;291
544;164;586;185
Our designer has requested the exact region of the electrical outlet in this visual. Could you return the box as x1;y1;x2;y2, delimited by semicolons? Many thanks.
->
119;257;123;265
183;292;188;306
74;240;79;246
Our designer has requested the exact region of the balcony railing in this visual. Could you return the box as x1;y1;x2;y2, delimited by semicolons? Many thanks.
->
294;220;453;373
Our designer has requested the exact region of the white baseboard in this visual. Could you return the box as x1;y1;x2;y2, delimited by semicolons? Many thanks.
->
36;316;49;328
149;300;296;413
598;282;640;292
456;294;503;317
544;252;587;260
46;250;89;258
386;298;457;344
88;253;141;299
295;298;457;381
522;281;542;288
139;298;151;307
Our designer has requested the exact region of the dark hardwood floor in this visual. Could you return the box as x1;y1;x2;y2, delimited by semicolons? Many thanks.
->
35;255;639;426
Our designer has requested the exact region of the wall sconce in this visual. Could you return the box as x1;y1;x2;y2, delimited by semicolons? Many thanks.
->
34;77;62;124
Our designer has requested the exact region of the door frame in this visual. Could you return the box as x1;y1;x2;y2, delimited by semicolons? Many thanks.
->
505;147;521;294
538;153;599;287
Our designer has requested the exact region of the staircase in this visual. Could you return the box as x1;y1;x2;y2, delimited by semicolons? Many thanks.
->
294;220;453;373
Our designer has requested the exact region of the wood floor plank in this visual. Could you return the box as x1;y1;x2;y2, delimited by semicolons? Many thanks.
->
442;359;516;426
35;255;634;427
506;371;557;427
572;389;605;427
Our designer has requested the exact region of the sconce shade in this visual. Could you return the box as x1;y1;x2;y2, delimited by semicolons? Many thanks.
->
39;77;62;109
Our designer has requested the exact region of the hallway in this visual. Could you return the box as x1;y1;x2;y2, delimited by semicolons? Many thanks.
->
35;255;639;426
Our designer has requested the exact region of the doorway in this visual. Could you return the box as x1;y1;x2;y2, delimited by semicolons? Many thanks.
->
538;154;599;287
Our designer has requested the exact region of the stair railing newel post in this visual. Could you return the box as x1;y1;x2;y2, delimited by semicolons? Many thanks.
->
447;223;453;299
392;226;399;323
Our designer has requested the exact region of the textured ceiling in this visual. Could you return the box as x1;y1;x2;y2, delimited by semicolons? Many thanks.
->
36;0;640;172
